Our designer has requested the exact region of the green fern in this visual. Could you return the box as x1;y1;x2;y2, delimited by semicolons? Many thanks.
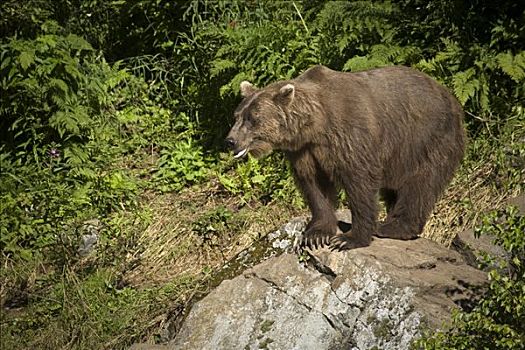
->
343;55;389;72
210;58;237;78
314;1;397;66
452;68;479;106
1;31;128;165
343;44;421;72
17;49;35;70
206;16;320;96
497;52;525;83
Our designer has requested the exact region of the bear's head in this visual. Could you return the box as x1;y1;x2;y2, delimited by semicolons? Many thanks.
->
225;80;297;159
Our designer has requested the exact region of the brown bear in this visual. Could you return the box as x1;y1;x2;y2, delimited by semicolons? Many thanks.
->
225;65;465;250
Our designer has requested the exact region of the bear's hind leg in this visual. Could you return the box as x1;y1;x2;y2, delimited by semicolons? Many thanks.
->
379;188;398;215
377;169;448;240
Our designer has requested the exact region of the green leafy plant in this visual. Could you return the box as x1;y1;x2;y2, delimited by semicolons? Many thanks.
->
1;27;116;163
192;206;233;247
218;154;301;205
152;112;212;192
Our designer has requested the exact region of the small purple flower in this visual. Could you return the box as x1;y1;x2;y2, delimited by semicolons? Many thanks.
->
48;148;61;159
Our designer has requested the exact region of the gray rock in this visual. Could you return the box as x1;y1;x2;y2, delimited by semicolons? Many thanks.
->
78;219;100;256
169;236;486;350
452;194;524;268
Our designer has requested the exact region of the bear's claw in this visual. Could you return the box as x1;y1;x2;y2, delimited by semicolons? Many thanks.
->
300;230;333;250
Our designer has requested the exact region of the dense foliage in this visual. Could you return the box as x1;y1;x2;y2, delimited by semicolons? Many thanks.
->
1;0;524;349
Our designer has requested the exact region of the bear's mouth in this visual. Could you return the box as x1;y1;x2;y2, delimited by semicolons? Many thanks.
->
233;148;249;159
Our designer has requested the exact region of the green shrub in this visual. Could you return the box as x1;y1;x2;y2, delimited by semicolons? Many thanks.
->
0;26;141;260
152;112;212;192
218;154;301;205
1;23;125;165
416;206;525;349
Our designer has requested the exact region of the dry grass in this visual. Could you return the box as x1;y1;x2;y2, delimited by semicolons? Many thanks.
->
123;178;301;287
423;162;522;246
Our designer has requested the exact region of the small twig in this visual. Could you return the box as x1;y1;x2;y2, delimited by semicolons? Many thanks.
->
465;110;495;138
465;110;487;122
292;2;309;33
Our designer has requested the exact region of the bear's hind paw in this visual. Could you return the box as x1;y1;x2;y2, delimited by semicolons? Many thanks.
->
329;233;371;251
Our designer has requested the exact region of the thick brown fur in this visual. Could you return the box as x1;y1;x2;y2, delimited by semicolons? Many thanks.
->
226;65;465;250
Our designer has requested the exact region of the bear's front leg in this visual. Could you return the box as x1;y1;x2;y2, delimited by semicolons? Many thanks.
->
331;179;378;250
289;150;338;249
302;210;338;249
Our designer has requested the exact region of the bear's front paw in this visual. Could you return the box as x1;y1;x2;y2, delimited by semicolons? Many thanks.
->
300;222;337;249
330;232;372;251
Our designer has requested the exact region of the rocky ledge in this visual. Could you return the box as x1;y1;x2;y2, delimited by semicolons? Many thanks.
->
159;210;487;350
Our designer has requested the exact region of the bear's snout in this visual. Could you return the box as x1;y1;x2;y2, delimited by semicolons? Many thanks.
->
225;137;236;149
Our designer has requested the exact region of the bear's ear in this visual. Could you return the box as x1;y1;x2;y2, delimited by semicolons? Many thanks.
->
240;81;257;97
277;83;295;105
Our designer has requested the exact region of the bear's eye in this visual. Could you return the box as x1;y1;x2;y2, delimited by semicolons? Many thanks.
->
246;113;258;126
